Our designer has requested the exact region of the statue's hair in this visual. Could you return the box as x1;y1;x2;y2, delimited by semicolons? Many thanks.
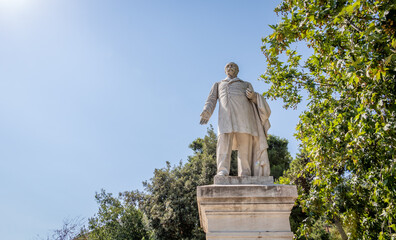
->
225;62;239;75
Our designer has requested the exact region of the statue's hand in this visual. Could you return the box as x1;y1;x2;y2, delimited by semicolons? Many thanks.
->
200;117;209;125
246;89;255;100
200;111;210;125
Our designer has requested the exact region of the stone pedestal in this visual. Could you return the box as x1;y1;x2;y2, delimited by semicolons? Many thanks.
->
197;176;297;240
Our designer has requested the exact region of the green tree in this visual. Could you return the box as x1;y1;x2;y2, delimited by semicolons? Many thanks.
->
140;126;218;240
268;135;292;180
279;153;342;240
86;190;149;240
262;0;396;239
278;153;311;234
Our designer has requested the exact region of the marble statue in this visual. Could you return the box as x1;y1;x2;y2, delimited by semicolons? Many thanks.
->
200;62;271;176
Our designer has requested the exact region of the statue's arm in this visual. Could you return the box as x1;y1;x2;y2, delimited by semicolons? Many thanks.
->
200;82;218;125
246;82;257;104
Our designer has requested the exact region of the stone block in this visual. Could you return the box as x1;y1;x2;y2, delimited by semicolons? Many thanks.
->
197;177;297;240
214;176;274;185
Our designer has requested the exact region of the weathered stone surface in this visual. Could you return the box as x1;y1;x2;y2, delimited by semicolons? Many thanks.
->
214;176;274;185
197;184;297;240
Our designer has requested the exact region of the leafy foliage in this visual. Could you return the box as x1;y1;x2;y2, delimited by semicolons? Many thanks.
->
262;0;396;239
140;126;218;240
268;135;293;180
279;153;342;239
86;190;149;240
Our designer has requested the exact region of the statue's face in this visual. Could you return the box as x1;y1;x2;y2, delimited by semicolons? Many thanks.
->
225;63;239;78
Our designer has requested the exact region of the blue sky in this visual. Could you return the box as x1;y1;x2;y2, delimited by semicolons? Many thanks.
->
0;1;308;239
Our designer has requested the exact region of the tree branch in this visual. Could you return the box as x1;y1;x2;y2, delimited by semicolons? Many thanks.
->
334;217;348;240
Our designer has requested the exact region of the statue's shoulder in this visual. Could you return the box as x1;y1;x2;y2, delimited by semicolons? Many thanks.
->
213;81;221;87
208;82;220;92
215;81;224;86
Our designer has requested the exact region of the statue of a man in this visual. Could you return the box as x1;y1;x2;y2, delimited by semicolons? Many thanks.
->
200;62;271;176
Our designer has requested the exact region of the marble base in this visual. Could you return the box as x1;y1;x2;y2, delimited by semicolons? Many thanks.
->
214;176;274;185
197;177;297;240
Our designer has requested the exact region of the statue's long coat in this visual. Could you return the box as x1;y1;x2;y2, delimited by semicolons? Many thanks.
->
201;77;271;176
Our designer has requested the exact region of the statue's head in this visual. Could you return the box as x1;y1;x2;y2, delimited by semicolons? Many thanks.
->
225;62;239;79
